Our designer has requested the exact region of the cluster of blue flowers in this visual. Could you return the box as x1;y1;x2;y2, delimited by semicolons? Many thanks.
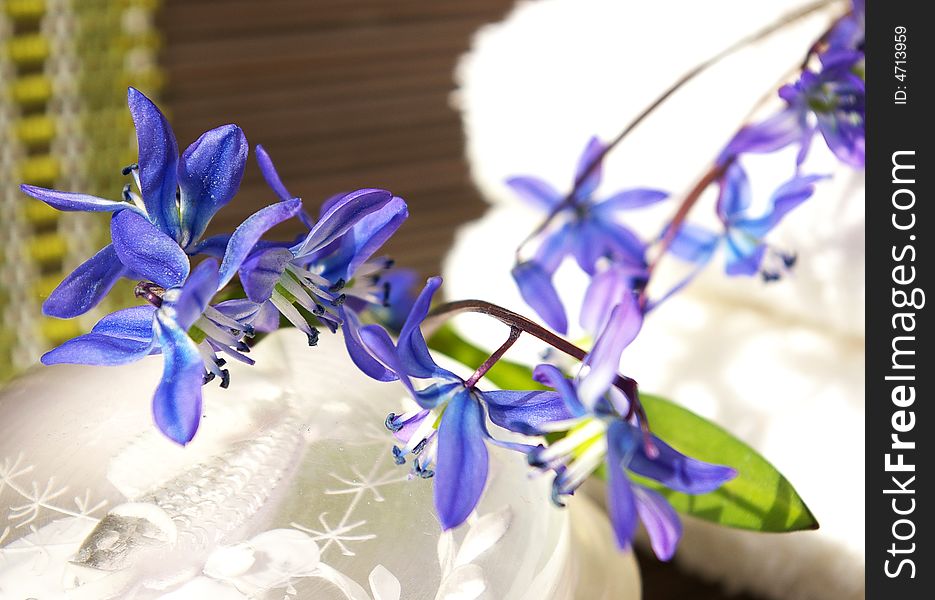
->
509;0;865;331
25;87;735;561
25;2;861;563
24;88;414;445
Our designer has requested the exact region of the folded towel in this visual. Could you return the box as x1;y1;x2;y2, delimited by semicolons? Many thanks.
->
447;1;864;598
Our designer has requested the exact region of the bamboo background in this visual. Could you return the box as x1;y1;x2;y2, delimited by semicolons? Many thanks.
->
160;1;757;598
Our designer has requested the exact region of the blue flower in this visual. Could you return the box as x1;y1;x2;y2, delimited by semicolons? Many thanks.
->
524;296;736;559
357;277;571;530
40;259;252;445
508;137;668;333
229;146;411;380
723;49;864;167
21;88;250;318
826;0;864;54
669;162;826;280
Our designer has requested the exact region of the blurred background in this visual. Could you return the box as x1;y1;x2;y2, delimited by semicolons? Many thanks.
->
0;1;775;597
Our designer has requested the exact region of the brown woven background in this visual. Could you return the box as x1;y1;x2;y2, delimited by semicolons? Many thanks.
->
161;2;757;598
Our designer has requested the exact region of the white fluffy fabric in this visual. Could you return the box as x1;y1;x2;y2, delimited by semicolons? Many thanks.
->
446;1;864;599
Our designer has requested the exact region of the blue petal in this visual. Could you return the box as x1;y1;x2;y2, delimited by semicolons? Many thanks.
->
341;308;397;382
396;277;443;378
188;233;231;258
505;176;562;211
724;232;765;277
165;259;219;329
573;136;605;201
817;113;865;167
92;305;158;341
580;265;639;334
218;198;303;289
577;296;642;409
293;189;393;257
634;485;682;561
719;108;806;162
256;144;293;202
42;244;127;318
213;298;263;323
43;305;156;366
736;174;827;238
532;364;586;417
317;192;351;220
571;220;646;276
127;87;181;240
435;390;489;530
339;196;408;281
532;226;571;274
593;188;669;214
511;262;567;334
178;124;248;247
251;299;283;333
240;247;293;302
628;428;737;494
111;210;190;289
380;268;418;331
152;312;205;444
716;162;753;222
570;221;606;275
667;223;721;265
41;333;155;366
358;324;415;393
606;422;639;550
594;220;647;269
20;184;135;213
483;389;572;435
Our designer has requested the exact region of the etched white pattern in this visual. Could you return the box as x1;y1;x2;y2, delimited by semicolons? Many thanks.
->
291;455;407;557
0;453;108;530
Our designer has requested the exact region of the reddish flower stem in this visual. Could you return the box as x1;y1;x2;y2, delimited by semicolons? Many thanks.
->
464;326;521;388
515;0;837;262
426;299;656;455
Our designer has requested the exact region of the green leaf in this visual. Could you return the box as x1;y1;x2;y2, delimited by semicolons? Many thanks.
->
634;393;818;532
427;325;818;533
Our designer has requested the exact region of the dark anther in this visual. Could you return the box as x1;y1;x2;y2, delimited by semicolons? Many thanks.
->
328;278;346;292
549;485;567;508
392;446;406;465
203;371;216;384
331;293;346;307
122;184;133;202
383;258;395;270
307;328;320;346
121;163;138;176
526;446;548;468
313;303;325;316
782;253;798;268
412;438;427;455
385;413;401;432
243;324;255;338
631;274;650;293
418;468;435;479
134;281;165;308
761;271;781;283
382;282;391;307
220;369;231;389
215;358;227;367
236;341;251;353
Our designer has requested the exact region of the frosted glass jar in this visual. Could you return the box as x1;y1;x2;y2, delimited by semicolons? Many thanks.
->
0;330;639;599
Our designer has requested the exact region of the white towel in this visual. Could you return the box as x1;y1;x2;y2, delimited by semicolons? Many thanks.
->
445;1;864;598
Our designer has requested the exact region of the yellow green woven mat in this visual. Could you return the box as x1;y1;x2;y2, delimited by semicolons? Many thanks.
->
1;0;163;381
